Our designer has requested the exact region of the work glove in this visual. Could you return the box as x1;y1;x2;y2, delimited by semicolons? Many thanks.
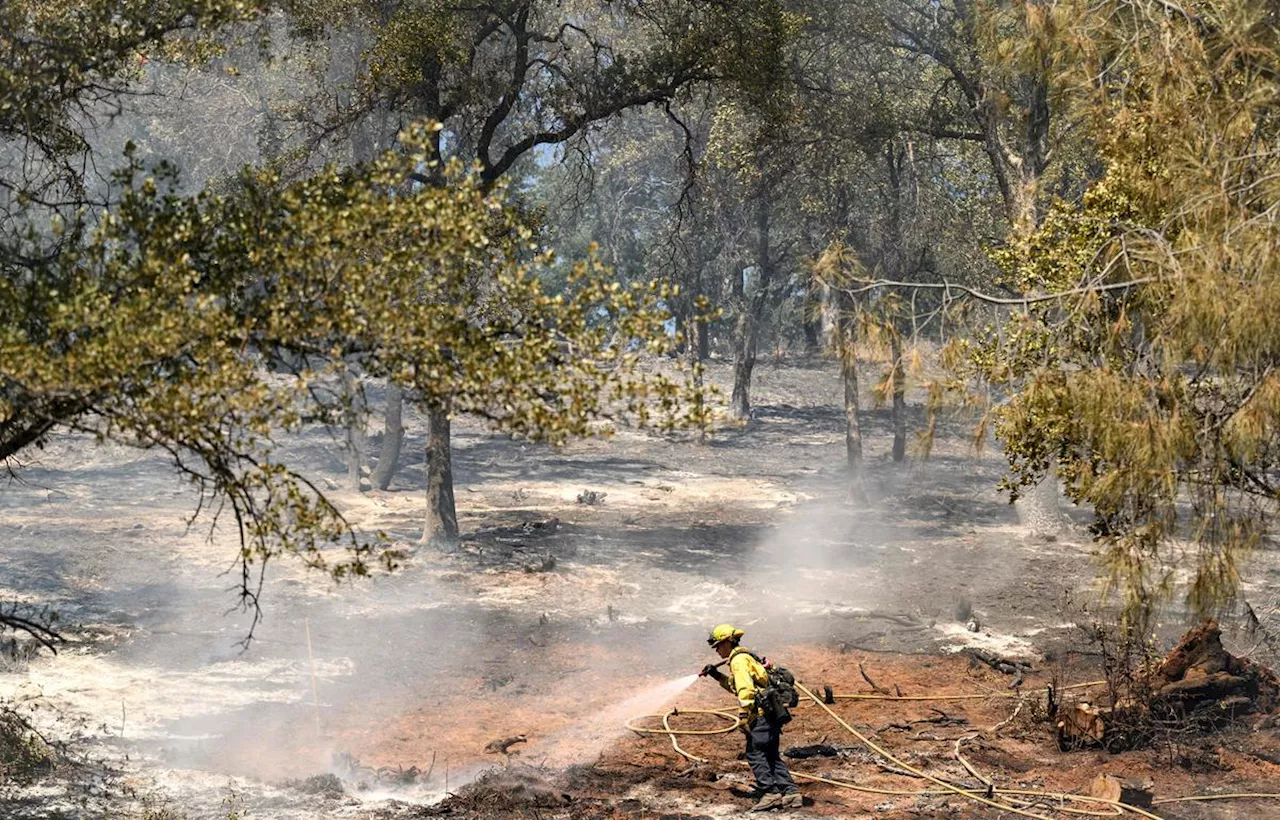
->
737;712;751;734
700;664;726;682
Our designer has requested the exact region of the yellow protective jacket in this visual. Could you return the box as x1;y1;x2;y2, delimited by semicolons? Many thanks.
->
718;647;768;721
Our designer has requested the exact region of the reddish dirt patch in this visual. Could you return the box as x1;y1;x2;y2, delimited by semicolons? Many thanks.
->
348;643;1280;818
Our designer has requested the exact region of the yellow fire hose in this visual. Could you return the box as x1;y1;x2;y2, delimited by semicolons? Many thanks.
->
627;679;1280;817
794;681;1163;820
829;679;1107;702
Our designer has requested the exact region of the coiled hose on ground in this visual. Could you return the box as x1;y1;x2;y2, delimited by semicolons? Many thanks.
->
626;679;1280;818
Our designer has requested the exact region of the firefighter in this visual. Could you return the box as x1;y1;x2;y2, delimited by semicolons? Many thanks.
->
700;624;802;811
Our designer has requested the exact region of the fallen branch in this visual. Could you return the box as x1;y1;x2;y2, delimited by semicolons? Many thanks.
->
484;735;528;755
837;611;925;630
375;763;421;785
966;649;1029;689
880;710;968;732
875;762;926;779
785;744;850;760
0;607;63;654
859;662;890;695
1248;750;1280;766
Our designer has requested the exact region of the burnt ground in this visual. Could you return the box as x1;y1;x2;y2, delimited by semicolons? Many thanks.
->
395;650;1280;820
1;357;1280;818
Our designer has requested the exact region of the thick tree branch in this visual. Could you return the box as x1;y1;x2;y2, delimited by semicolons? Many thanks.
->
480;84;692;188
477;5;533;171
835;276;1157;306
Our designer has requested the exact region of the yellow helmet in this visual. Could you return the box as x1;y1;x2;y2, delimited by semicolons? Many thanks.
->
707;623;745;646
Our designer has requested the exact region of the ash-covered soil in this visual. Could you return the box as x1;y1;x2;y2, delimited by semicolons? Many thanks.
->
1;358;1279;819
398;651;1280;820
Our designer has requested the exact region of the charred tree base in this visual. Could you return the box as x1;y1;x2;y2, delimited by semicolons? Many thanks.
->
1057;620;1280;752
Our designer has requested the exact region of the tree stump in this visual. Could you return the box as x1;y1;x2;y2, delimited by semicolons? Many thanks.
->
1149;620;1280;714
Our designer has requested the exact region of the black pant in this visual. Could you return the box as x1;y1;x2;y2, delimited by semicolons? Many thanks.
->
745;717;798;795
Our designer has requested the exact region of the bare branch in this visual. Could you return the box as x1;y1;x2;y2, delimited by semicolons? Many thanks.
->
835;276;1157;307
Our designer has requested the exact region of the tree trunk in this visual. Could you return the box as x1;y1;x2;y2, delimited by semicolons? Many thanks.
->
729;305;756;419
802;309;822;356
833;273;868;504
882;143;909;465
730;277;773;419
1015;72;1052;232
687;311;708;446
987;74;1051;232
839;307;863;471
692;251;710;362
729;255;749;418
344;370;366;491
842;343;863;470
1015;471;1067;539
890;332;906;463
371;383;403;491
1010;167;1040;234
730;189;776;420
819;282;839;348
422;398;459;550
840;321;868;506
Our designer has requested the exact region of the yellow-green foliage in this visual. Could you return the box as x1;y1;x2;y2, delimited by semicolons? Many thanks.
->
978;0;1280;622
0;0;264;164
361;1;467;91
2;122;702;575
4;0;709;587
1;0;711;601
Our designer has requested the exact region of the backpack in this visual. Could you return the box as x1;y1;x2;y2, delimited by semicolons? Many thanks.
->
749;652;799;725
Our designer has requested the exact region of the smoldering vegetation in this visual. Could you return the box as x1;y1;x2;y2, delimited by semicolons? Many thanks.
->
9;359;1278;819
0;362;1075;818
8;1;1280;818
